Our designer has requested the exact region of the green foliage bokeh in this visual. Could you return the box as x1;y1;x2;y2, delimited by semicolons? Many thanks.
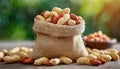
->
0;0;110;40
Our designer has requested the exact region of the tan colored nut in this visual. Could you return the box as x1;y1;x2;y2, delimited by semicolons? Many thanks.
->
28;48;33;52
12;55;20;62
44;11;51;18
14;51;28;58
27;48;33;57
86;47;92;54
52;7;62;15
87;54;97;60
1;49;8;55
34;57;49;65
50;11;58;17
92;49;105;54
4;56;12;63
12;47;20;52
49;58;60;65
109;52;119;61
91;52;100;57
76;57;90;65
45;16;53;22
0;52;4;58
20;47;29;53
4;55;20;63
63;13;70;20
78;16;82;20
92;49;100;53
8;47;20;55
98;50;105;54
67;19;76;26
62;8;70;14
106;48;118;53
27;52;32;57
98;54;112;62
102;50;111;54
8;50;16;55
59;56;72;64
57;17;66;25
35;15;45;21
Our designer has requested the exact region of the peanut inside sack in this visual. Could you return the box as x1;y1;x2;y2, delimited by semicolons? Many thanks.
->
31;7;88;60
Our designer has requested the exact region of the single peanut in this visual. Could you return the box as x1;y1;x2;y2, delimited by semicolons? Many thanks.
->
87;54;97;60
63;13;70;20
57;13;70;25
75;19;82;24
91;52;100;57
62;8;70;14
109;52;119;61
35;15;45;21
78;16;82;20
97;58;106;64
43;61;53;66
90;59;101;66
40;10;47;16
28;48;33;52
8;47;19;55
20;47;29;53
52;15;59;24
22;58;33;64
98;54;112;62
59;56;72;64
102;50;111;54
57;17;67;25
12;51;28;58
92;49;100;53
44;11;51;18
1;49;8;55
67;19;76;26
50;11;58;17
4;55;20;63
0;52;4;58
12;47;20;52
105;49;118;53
76;57;91;65
52;7;62;15
86;47;92;54
98;50;105;54
34;57;49;65
92;49;104;54
70;13;78;20
45;16;53;22
20;57;28;62
49;58;60;65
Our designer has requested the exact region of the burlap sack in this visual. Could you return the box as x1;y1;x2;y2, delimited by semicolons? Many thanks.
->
31;19;88;60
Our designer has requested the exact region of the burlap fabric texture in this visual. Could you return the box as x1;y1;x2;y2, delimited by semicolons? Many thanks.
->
31;19;88;60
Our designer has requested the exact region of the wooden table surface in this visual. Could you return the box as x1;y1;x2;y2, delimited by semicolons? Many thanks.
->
0;41;120;69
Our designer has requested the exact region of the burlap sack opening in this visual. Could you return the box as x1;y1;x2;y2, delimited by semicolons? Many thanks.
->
33;19;85;37
31;19;88;60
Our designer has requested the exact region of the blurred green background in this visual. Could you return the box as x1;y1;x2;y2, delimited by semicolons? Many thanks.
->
0;0;120;41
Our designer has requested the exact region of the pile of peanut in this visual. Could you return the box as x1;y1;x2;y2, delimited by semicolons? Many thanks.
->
78;47;120;66
0;47;33;63
0;47;120;66
35;7;82;26
83;31;110;42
